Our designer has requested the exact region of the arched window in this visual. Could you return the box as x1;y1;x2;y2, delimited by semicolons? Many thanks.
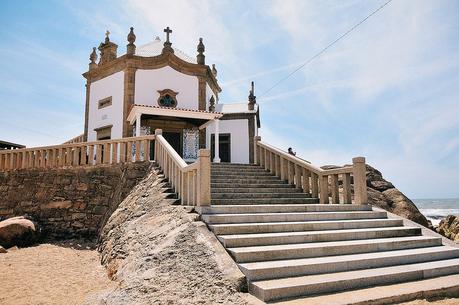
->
157;89;178;108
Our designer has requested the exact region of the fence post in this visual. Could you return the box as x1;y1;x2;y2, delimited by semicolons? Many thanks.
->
197;149;211;206
353;157;368;204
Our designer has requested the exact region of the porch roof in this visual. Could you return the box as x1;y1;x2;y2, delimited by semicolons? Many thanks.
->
127;104;223;125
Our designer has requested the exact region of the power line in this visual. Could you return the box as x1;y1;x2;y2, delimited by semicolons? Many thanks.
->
259;0;394;98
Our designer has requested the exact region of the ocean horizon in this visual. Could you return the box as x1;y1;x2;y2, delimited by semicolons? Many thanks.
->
413;198;459;226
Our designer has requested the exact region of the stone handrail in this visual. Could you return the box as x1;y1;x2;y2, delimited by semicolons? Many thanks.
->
0;135;155;171
63;133;85;144
154;129;210;206
254;136;368;204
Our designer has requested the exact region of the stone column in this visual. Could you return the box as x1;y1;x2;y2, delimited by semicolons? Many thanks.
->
197;149;211;206
213;119;220;163
135;113;141;137
353;157;368;204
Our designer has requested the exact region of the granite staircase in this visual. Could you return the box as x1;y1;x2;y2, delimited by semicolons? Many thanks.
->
201;163;459;303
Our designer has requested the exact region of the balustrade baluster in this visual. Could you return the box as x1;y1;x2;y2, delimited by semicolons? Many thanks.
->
295;164;301;189
331;174;339;204
343;173;352;204
319;175;329;204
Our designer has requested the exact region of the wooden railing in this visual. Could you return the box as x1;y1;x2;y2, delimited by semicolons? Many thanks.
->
154;129;211;206
254;136;368;204
0;135;155;171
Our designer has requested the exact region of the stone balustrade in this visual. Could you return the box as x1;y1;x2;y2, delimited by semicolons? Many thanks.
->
154;129;211;206
0;135;155;171
254;136;368;204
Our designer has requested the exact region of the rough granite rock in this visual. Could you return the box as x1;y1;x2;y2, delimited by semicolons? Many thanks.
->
365;165;429;227
437;215;459;242
321;164;429;227
96;168;248;305
0;216;39;248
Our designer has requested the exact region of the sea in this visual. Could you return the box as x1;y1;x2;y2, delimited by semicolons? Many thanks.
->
414;198;459;226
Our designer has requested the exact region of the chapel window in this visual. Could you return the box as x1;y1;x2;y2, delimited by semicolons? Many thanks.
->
157;89;178;108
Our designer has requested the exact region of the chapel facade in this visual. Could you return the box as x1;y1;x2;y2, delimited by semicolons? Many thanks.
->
83;27;260;164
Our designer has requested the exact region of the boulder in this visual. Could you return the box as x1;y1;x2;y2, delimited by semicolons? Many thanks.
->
365;165;429;227
437;215;459;242
0;216;39;248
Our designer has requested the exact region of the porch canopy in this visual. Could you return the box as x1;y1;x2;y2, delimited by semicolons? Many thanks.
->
127;104;224;162
127;104;223;130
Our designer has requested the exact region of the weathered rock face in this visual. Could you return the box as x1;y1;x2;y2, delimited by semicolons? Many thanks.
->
98;168;248;305
321;164;429;227
365;165;429;227
0;216;38;248
437;215;459;242
0;162;151;238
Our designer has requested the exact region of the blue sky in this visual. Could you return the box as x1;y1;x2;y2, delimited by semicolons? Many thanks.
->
0;0;458;199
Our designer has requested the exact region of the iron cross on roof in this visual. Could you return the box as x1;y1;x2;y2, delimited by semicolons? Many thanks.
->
164;27;172;43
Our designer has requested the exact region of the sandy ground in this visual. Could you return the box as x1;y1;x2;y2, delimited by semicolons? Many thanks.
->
399;300;459;305
0;241;115;305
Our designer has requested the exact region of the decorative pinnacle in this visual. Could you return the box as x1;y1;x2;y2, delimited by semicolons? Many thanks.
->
197;37;205;53
212;64;217;77
90;47;97;63
197;38;205;65
127;27;136;45
105;30;110;43
248;81;256;102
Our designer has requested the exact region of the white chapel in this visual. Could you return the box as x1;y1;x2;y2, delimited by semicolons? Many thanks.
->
83;27;260;164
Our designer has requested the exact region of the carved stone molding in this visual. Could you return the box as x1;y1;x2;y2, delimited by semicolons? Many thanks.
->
157;89;179;107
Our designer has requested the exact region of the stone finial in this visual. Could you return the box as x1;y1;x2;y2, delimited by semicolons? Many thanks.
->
127;27;136;55
98;30;118;65
105;30;110;43
89;47;98;70
248;81;256;110
197;38;205;65
162;26;174;53
209;96;216;111
212;64;217;78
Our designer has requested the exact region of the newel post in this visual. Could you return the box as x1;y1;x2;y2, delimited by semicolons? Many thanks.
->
154;129;162;162
353;157;368;205
197;149;211;206
254;136;261;165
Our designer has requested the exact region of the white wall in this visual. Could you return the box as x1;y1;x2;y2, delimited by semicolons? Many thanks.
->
135;66;199;109
87;71;124;141
206;119;249;164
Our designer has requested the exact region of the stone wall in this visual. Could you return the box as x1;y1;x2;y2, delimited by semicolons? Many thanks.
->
0;162;152;238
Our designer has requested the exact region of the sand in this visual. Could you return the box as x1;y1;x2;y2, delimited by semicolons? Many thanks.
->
0;241;115;305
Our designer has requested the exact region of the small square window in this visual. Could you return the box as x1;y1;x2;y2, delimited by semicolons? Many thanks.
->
98;97;112;109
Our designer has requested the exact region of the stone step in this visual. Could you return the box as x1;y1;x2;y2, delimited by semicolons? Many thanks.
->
211;182;292;188
211;193;312;199
211;175;281;181
203;211;387;224
212;172;276;178
228;236;442;263
199;204;372;215
240;246;459;281
211;163;259;168
209;218;403;235
249;257;459;302
211;187;302;194
211;168;271;174
217;226;420;247
211;198;319;205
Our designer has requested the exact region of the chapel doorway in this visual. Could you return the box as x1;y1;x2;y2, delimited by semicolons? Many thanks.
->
211;134;231;163
163;132;182;157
